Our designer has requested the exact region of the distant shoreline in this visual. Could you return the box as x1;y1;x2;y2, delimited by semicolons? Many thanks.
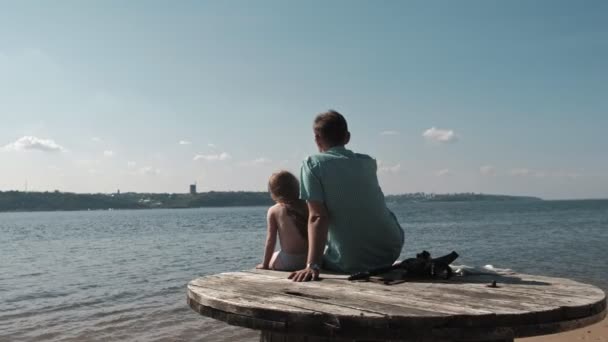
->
0;190;549;213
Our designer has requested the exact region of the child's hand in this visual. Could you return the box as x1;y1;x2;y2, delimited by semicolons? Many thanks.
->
256;263;268;270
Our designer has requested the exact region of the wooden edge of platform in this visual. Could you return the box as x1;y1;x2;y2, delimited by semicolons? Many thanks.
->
187;282;607;341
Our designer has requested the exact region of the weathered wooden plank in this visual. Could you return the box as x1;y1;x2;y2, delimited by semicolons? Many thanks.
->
242;270;606;317
191;272;584;339
201;270;600;332
188;270;607;341
248;268;602;299
189;279;449;338
226;271;593;318
190;279;385;317
188;297;287;332
198;272;498;316
193;275;450;316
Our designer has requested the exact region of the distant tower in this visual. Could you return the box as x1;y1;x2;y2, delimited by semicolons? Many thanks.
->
189;182;197;195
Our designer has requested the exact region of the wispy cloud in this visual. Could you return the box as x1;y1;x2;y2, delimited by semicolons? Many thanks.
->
378;161;402;174
435;169;451;177
510;168;531;177
480;165;497;176
422;127;458;143
178;140;191;145
103;150;114;157
380;130;399;136
254;157;271;163
193;152;231;161
510;168;582;180
3;136;65;152
127;161;137;168
240;157;272;166
91;137;102;143
75;159;101;167
137;166;161;176
207;143;217;148
556;171;582;180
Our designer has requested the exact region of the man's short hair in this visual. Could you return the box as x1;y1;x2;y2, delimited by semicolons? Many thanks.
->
313;110;349;146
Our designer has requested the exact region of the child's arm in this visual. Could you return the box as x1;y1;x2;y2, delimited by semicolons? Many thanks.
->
258;208;278;269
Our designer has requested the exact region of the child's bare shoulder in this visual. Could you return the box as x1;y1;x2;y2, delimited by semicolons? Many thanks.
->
267;203;285;218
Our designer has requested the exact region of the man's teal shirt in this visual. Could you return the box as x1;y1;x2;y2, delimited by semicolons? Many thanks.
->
300;146;404;273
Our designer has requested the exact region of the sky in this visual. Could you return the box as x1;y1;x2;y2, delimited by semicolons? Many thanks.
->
0;1;607;199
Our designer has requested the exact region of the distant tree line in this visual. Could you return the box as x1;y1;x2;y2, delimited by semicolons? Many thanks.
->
0;191;273;212
385;193;541;204
0;190;540;212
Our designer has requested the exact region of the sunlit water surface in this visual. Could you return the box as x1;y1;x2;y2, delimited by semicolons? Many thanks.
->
1;200;607;341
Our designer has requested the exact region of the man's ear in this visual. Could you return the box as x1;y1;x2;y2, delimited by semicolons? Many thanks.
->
314;134;324;151
344;131;351;145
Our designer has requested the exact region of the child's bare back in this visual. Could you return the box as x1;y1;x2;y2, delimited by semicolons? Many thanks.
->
269;203;307;254
257;171;309;271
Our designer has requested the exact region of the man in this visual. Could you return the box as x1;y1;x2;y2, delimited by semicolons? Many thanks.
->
289;110;404;282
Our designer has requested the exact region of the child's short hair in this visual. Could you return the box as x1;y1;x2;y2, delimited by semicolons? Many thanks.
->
268;170;300;203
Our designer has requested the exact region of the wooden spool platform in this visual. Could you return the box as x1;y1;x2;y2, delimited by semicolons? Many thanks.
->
187;268;606;342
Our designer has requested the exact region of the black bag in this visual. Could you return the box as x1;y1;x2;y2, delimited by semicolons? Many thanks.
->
348;251;459;281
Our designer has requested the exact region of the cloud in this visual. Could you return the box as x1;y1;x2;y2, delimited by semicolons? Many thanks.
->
3;136;65;152
380;130;399;136
435;169;451;177
562;172;581;180
193;152;231;161
138;166;160;176
207;143;217;148
567;173;581;180
103;150;114;157
125;164;160;176
75;159;101;167
239;157;273;167
251;157;272;165
422;127;458;143
381;164;402;174
378;161;402;174
510;168;582;180
178;140;191;145
480;165;497;176
510;168;531;177
91;137;102;143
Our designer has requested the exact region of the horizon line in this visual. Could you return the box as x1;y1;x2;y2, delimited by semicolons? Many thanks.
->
3;189;608;201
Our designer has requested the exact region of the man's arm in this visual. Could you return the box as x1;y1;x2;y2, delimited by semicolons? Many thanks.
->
288;200;329;282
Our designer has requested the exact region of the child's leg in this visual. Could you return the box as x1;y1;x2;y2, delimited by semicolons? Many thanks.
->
269;251;280;269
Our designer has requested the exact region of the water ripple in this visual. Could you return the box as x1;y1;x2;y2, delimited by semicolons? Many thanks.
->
1;203;607;341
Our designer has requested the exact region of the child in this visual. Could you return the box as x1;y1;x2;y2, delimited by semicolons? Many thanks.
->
256;170;309;271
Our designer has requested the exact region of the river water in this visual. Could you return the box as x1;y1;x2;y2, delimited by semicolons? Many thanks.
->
1;200;607;341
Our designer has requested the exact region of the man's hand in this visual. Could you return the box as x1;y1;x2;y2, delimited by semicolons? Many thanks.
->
288;267;320;282
288;201;328;282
